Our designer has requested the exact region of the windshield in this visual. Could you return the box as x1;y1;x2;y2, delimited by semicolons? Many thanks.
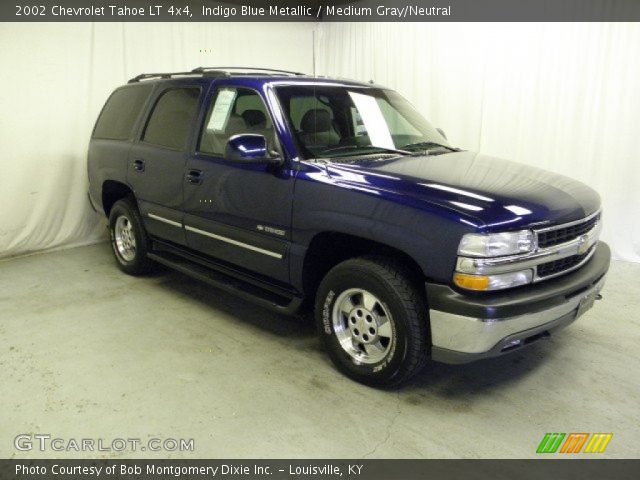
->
275;85;451;159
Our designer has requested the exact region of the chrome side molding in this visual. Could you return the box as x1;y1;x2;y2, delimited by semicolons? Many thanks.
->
184;225;283;259
147;213;182;228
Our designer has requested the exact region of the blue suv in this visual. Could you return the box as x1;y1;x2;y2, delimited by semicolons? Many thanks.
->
88;67;610;386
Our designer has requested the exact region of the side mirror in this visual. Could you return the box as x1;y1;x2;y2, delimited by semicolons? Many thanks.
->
224;134;282;165
436;128;447;140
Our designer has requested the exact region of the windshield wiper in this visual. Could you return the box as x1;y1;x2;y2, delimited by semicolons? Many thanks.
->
318;145;413;157
402;141;459;152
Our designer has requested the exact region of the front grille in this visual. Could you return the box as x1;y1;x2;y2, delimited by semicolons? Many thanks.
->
537;251;591;278
537;214;600;249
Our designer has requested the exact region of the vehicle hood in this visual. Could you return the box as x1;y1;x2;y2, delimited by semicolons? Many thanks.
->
325;151;601;231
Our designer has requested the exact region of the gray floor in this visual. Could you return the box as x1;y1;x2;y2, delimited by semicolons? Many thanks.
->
1;243;639;459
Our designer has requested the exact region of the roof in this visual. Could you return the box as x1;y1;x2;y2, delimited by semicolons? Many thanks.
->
126;67;377;88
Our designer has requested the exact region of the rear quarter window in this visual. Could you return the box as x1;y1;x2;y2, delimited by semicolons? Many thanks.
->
93;85;153;140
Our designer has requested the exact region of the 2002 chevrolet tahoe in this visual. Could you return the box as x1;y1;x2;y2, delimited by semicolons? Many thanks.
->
88;67;610;386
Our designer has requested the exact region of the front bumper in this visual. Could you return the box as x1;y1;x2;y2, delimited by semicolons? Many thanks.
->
427;241;611;364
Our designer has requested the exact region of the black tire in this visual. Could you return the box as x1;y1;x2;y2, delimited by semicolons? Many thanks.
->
315;256;429;387
108;198;155;275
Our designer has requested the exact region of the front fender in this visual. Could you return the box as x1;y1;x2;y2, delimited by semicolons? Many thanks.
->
290;168;473;288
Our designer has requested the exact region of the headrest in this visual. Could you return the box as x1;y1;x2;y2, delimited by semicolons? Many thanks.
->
242;109;267;128
301;109;332;133
225;114;247;134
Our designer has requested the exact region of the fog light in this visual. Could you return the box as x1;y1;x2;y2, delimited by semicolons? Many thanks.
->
454;269;533;291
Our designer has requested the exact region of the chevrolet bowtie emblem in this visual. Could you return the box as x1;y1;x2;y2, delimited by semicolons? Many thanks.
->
577;234;590;255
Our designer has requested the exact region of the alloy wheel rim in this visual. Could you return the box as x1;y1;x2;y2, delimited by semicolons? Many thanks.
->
114;215;136;262
331;288;394;365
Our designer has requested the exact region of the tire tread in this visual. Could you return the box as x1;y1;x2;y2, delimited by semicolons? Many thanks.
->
316;255;429;387
109;197;155;275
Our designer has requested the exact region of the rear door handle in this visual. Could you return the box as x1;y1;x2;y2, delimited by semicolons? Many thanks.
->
133;159;145;172
186;169;203;185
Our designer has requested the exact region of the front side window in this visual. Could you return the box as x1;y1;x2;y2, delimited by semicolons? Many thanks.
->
199;87;274;156
275;85;450;159
142;87;201;150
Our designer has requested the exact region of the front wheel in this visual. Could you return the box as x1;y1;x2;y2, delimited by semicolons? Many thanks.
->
315;256;429;387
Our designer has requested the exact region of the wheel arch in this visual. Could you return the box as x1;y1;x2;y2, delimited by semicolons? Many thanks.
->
102;180;135;216
300;231;427;309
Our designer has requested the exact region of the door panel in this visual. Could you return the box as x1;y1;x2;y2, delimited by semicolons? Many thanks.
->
127;85;203;245
182;157;294;284
182;86;294;284
128;143;187;244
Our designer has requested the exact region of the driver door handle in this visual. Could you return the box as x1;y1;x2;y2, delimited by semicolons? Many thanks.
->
186;169;203;185
133;159;145;172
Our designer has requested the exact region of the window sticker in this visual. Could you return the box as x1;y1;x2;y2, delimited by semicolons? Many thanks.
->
351;107;367;136
207;89;237;132
348;91;395;149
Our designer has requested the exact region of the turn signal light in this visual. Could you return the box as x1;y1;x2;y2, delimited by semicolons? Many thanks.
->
453;273;490;291
453;269;534;291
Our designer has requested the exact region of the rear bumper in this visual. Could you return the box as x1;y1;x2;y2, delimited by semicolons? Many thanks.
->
427;241;610;364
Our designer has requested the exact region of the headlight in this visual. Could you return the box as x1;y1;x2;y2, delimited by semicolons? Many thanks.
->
458;230;534;257
453;270;533;291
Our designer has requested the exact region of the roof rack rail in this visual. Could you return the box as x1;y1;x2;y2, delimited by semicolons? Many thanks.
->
191;66;306;76
128;67;306;84
127;71;202;83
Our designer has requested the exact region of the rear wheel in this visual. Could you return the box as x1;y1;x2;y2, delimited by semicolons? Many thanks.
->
108;198;154;275
315;256;429;387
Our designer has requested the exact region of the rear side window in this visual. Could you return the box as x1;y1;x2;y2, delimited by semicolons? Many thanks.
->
143;87;201;150
93;85;152;140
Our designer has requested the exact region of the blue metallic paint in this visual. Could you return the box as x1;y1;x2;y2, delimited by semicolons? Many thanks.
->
89;75;602;294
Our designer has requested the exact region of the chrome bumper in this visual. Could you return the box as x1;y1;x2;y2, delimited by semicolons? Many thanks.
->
427;241;610;364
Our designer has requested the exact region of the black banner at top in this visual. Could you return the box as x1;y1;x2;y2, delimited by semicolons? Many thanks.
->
4;0;640;22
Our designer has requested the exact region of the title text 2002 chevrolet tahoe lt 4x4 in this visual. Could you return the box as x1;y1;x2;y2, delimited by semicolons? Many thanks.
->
88;67;610;387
